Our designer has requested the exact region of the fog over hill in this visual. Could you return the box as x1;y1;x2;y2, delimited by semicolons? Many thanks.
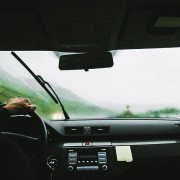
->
0;67;115;118
0;66;88;103
26;78;90;104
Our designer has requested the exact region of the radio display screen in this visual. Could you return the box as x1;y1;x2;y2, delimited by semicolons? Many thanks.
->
78;148;98;159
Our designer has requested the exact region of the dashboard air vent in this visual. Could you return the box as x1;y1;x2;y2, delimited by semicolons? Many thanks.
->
91;126;110;134
65;127;84;134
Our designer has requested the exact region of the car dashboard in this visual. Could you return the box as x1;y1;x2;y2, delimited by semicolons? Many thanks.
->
43;118;180;180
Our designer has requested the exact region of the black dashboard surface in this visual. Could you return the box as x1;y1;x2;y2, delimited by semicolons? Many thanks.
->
3;117;180;180
46;118;180;136
44;118;180;180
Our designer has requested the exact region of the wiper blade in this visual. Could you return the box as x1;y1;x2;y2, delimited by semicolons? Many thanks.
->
36;75;69;119
11;51;70;120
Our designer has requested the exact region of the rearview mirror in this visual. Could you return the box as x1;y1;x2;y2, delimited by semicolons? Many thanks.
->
59;52;113;71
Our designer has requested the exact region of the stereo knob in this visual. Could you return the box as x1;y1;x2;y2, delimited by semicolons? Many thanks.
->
102;165;108;171
68;166;74;171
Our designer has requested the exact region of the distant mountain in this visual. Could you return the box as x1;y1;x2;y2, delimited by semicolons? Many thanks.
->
26;79;115;118
0;67;115;118
0;67;21;85
26;78;89;104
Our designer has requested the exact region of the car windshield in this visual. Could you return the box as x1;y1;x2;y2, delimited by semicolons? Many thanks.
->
1;49;180;120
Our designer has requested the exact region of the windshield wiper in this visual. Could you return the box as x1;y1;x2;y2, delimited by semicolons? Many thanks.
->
11;51;70;120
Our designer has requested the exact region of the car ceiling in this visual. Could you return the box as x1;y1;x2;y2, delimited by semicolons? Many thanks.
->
0;0;180;52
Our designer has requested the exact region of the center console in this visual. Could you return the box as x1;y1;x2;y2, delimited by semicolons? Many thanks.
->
46;142;123;180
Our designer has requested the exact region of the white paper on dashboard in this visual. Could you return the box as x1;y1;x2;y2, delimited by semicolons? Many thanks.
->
115;146;133;162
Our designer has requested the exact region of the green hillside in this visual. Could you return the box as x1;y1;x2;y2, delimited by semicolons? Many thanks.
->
0;83;114;119
0;66;115;119
114;105;180;118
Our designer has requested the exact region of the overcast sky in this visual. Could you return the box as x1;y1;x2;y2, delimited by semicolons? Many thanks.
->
1;48;180;111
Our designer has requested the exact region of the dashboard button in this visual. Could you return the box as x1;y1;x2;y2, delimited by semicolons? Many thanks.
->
68;152;77;157
83;141;92;146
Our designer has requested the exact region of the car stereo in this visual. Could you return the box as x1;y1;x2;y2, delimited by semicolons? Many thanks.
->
65;147;109;172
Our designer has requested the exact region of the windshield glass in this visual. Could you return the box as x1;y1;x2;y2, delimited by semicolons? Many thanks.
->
1;49;180;120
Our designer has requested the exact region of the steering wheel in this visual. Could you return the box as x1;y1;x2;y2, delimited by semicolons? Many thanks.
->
0;111;47;180
28;111;47;154
2;111;47;156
